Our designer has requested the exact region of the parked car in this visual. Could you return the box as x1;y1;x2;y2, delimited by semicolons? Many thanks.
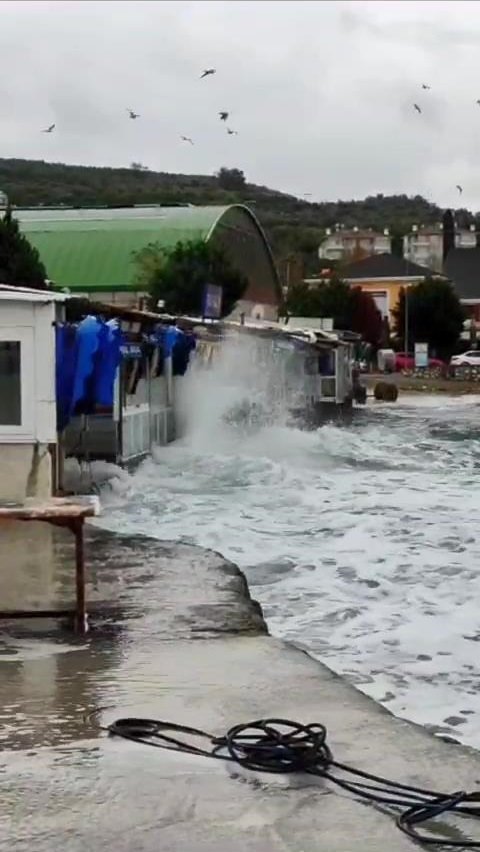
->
394;352;444;371
450;350;480;367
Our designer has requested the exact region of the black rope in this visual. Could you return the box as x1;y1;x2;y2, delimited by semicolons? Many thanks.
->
88;714;480;848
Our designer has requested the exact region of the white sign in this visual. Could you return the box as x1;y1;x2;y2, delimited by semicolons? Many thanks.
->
415;342;428;368
287;317;334;332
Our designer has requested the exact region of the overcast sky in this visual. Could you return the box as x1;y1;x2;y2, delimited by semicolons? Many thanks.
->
2;0;480;209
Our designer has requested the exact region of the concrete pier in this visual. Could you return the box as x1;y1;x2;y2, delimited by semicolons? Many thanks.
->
2;528;480;851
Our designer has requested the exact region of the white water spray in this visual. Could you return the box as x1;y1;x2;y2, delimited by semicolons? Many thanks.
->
97;345;480;750
174;332;319;453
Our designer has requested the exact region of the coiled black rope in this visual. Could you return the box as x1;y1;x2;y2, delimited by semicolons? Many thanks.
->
89;714;480;847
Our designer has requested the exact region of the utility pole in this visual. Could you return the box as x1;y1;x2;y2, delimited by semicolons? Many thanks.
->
404;252;410;355
404;285;409;355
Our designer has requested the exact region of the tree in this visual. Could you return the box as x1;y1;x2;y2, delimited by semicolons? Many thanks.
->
134;238;247;316
285;277;383;344
0;208;47;288
442;209;455;260
269;225;325;277
393;277;464;358
285;276;350;327
390;227;404;258
216;167;246;191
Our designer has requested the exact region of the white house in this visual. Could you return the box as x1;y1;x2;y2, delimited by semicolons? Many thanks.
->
403;224;477;272
321;226;391;262
0;284;67;501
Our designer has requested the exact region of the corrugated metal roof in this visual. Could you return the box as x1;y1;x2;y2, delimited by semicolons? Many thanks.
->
18;205;229;230
18;206;232;290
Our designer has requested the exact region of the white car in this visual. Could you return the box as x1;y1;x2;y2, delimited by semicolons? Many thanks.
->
450;350;480;367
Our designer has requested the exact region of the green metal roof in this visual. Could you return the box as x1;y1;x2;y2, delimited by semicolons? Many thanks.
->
18;206;234;291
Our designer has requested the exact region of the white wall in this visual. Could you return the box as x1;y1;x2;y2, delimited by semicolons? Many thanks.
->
73;290;148;307
0;444;52;500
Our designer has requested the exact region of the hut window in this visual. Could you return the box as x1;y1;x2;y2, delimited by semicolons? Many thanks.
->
0;341;21;425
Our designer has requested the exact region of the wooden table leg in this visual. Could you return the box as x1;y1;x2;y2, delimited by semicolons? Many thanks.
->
73;519;88;635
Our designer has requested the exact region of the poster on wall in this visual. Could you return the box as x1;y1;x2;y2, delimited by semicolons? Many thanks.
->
414;342;428;368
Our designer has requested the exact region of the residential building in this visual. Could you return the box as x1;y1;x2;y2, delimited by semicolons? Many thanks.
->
444;248;480;320
321;226;391;262
403;224;476;272
17;204;281;321
341;252;440;325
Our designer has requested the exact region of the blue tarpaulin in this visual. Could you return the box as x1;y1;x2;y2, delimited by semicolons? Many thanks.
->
56;318;196;431
56;316;123;431
153;324;196;375
94;319;122;407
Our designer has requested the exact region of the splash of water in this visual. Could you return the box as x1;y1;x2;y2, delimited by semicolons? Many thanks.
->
175;332;320;451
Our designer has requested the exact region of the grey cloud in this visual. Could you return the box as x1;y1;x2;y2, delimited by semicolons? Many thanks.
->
1;0;480;210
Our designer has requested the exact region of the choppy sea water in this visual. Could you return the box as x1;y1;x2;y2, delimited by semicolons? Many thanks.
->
97;351;480;748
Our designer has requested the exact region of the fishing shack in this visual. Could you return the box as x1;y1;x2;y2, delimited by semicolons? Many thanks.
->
0;284;67;501
187;316;362;428
60;300;196;468
0;284;99;634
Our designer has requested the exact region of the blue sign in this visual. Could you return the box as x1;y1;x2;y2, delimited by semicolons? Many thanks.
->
202;283;223;319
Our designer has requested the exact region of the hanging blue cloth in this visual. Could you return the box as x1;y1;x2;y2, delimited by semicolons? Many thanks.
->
94;319;123;407
153;324;196;374
55;316;124;430
56;324;78;431
172;331;196;376
163;326;179;357
153;324;180;357
71;316;101;413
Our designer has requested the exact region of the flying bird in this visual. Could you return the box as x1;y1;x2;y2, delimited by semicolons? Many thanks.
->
413;103;422;114
180;135;194;145
226;127;238;135
421;84;431;90
456;184;463;194
127;109;140;119
201;68;216;78
476;99;480;106
219;111;229;121
42;124;55;133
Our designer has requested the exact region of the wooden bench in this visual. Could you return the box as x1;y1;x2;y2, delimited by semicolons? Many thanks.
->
0;496;100;634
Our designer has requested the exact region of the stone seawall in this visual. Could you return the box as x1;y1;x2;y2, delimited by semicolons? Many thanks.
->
2;528;480;852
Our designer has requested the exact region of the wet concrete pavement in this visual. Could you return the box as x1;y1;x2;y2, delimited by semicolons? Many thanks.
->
2;526;480;851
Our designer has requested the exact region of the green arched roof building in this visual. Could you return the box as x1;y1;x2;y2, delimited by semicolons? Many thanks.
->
18;204;280;313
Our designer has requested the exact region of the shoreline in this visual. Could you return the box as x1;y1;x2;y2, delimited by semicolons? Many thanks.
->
365;373;480;396
3;527;480;850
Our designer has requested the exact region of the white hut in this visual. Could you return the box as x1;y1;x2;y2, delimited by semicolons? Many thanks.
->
0;284;67;501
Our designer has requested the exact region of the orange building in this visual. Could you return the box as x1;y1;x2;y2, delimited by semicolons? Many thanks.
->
341;253;441;325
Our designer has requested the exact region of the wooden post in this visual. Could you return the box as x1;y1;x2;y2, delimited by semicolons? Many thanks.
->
73;519;87;635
